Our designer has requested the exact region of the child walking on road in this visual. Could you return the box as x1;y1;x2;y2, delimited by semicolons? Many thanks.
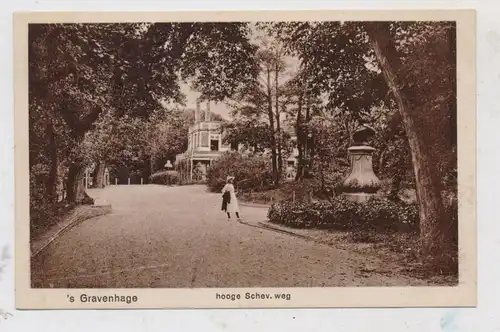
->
221;176;241;222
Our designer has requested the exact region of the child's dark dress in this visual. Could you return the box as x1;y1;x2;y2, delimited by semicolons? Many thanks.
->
221;191;231;212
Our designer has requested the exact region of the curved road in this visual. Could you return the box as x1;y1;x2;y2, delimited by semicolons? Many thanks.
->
31;185;424;288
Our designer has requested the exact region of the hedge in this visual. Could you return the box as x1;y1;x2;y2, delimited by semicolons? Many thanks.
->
267;196;420;232
205;151;274;193
268;195;458;244
149;170;179;185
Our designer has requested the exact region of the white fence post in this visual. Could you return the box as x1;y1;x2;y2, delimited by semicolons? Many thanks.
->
128;177;130;185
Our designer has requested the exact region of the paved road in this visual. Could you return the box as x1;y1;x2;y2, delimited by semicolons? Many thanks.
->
31;185;423;288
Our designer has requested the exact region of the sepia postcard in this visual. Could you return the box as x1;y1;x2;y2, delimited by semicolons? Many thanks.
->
15;10;476;309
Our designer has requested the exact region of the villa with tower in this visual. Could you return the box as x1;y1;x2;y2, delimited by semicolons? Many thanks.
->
175;100;300;182
175;100;239;181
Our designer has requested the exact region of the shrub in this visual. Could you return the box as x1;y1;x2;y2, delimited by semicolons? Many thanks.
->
150;170;179;185
267;195;420;233
30;163;61;238
206;152;274;193
237;175;348;205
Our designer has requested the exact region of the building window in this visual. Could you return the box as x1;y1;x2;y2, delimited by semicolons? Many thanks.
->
201;132;209;147
210;139;219;151
230;141;238;151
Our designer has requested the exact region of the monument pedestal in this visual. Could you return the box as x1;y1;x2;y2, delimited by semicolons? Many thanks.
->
341;145;381;202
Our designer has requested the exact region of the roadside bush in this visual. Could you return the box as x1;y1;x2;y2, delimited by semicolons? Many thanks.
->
30;163;66;239
149;170;179;185
238;179;324;204
267;195;420;232
206;152;274;193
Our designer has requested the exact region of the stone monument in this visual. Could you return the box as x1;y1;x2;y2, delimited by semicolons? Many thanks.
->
341;125;381;202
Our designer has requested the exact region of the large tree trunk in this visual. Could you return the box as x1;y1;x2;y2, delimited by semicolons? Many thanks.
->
295;94;305;181
319;160;325;193
275;62;283;184
92;162;106;188
142;156;152;185
266;68;278;186
150;154;155;174
59;99;102;205
303;95;312;177
309;134;316;178
366;22;454;270
378;149;386;174
388;174;402;202
66;162;93;205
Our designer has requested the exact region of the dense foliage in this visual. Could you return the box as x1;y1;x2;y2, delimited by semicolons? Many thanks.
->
268;196;420;232
149;170;179;186
205;152;274;193
30;22;258;230
29;20;459;273
238;22;459;269
267;194;458;253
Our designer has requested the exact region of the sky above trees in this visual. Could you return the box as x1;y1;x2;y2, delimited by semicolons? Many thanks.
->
177;23;301;121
